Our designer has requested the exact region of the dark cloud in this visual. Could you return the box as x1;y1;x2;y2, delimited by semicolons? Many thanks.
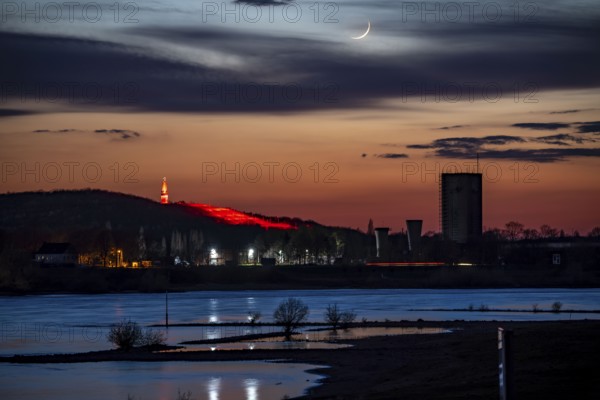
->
94;129;141;139
512;123;571;131
375;153;409;159
0;109;37;118
1;10;600;114
407;135;526;151
406;144;434;149
575;121;600;134
437;125;466;130
479;135;528;145
33;129;78;133
32;128;140;140
549;109;595;114
435;148;600;163
533;134;597;146
408;133;600;162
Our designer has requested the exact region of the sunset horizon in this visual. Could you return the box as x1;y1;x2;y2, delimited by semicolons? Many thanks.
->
1;1;599;399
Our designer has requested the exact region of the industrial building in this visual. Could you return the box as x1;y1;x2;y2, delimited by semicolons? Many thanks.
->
441;173;482;244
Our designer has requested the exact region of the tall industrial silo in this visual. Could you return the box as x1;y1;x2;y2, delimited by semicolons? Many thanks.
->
406;220;423;252
441;173;482;244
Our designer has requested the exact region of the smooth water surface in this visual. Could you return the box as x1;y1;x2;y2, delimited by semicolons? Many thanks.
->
1;288;598;355
0;361;325;400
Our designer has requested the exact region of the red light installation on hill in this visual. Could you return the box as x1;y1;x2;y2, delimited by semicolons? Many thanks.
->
186;203;295;230
160;177;168;204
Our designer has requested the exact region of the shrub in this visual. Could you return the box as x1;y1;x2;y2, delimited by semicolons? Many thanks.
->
478;304;489;312
140;329;166;347
532;303;540;313
108;320;165;350
107;320;142;351
552;301;563;313
248;311;261;324
273;297;309;339
176;389;193;400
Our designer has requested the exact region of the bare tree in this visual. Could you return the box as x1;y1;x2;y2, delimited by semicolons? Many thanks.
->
326;303;356;330
325;304;342;330
540;224;559;238
504;221;524;241
273;298;309;339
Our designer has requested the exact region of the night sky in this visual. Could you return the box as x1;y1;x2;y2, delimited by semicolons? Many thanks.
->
1;0;599;232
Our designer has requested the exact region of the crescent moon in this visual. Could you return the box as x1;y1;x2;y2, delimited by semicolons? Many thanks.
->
352;20;371;40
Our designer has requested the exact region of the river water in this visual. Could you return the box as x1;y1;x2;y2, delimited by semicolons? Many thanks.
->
0;361;325;400
1;288;598;400
1;288;598;356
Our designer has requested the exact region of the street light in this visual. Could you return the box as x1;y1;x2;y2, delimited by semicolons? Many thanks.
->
116;249;122;268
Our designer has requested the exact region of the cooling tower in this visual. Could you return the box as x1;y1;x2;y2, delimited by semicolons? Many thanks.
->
374;227;390;258
406;219;423;252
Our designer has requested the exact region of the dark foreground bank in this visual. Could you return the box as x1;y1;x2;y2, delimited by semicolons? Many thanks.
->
3;321;599;399
2;264;600;294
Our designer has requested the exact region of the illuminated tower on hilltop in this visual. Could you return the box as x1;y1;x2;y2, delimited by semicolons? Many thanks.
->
161;177;169;204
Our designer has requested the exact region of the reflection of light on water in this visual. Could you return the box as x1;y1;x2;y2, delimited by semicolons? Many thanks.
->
244;378;259;400
209;299;219;323
207;377;221;400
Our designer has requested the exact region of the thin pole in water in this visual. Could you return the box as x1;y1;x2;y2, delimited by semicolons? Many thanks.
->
165;289;169;329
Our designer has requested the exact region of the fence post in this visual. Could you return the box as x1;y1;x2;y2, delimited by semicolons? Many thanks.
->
498;327;514;400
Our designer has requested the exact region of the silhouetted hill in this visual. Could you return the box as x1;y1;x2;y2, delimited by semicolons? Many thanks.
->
0;189;209;231
0;190;366;261
0;190;293;255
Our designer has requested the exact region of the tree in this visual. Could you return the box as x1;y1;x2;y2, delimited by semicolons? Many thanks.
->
522;228;539;240
325;303;342;330
588;227;600;238
504;221;524;241
325;303;356;330
96;229;114;267
273;297;309;339
138;227;147;260
540;224;559;239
